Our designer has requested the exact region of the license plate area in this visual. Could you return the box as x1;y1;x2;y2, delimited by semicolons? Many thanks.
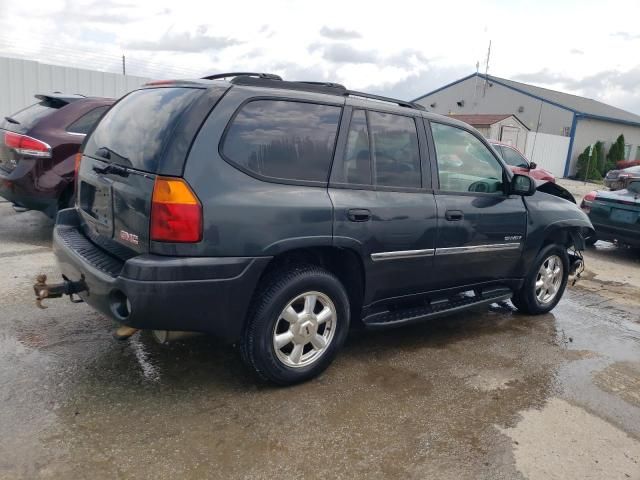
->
609;208;636;224
80;180;113;228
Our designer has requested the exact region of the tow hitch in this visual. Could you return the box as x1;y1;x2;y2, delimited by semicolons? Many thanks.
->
33;274;87;309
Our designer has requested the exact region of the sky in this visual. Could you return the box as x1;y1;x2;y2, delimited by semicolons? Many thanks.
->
1;0;639;114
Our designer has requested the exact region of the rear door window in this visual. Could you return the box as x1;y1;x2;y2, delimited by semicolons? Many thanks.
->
66;106;109;135
342;109;372;185
222;100;342;183
84;87;201;172
368;111;421;188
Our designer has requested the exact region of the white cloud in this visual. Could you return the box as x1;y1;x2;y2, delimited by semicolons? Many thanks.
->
0;0;639;113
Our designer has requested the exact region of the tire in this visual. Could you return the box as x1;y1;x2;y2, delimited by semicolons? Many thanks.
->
511;244;569;315
59;188;76;211
240;266;350;385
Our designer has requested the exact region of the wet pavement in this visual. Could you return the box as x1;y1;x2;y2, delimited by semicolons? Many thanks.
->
1;200;639;479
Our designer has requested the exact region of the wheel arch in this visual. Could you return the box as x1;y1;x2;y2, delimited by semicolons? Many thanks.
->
254;246;366;326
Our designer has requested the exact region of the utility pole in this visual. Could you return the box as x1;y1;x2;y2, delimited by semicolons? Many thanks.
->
122;55;126;76
584;144;594;184
483;40;491;97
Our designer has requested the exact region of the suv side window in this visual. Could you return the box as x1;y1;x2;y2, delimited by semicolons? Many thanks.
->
498;145;528;168
369;111;421;188
343;109;372;185
222;100;342;183
66;106;109;135
431;123;504;194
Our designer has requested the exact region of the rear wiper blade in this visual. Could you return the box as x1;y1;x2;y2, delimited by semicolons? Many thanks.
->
4;116;20;125
93;163;129;177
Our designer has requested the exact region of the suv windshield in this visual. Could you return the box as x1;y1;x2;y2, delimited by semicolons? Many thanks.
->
84;87;201;173
496;145;528;168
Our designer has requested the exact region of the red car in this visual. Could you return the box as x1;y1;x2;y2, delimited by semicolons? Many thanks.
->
489;140;555;183
1;93;114;217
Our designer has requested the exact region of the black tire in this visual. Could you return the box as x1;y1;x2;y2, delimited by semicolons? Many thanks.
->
585;235;597;247
511;244;569;315
240;266;350;385
59;188;76;210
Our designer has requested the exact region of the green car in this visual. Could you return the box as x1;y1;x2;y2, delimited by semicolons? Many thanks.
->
581;180;640;247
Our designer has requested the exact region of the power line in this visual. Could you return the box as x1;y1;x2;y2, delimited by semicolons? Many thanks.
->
0;36;205;79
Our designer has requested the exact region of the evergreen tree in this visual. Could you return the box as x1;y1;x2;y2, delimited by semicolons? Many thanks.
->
605;134;625;172
576;145;602;181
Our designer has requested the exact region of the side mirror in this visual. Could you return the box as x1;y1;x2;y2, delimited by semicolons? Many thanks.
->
529;161;537;170
511;174;536;196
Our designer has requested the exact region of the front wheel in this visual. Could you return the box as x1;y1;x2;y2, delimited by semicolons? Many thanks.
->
511;244;569;315
240;266;350;385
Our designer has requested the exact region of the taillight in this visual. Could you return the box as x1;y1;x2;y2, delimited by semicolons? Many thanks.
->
150;177;202;243
580;191;597;213
74;153;82;193
4;131;51;158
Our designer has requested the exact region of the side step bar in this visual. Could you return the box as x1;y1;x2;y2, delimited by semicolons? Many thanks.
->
363;287;513;329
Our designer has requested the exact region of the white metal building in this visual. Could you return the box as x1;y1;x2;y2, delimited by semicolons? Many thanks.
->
445;114;529;152
0;56;150;120
414;73;640;177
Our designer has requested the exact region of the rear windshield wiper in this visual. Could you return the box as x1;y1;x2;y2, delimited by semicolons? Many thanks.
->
93;163;129;177
4;116;20;125
95;146;130;163
92;146;153;179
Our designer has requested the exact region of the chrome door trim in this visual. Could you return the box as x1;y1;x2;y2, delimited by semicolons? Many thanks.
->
371;248;435;261
370;242;521;261
435;242;521;256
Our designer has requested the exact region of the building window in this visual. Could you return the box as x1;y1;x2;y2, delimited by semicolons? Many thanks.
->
562;126;571;137
636;146;640;161
624;144;632;160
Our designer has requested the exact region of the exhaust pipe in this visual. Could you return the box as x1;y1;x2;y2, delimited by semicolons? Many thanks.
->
151;330;203;344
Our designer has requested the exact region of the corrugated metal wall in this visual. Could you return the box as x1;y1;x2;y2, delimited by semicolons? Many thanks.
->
0;56;151;119
525;132;570;177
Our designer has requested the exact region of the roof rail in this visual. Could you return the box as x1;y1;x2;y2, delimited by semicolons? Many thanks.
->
295;81;347;91
345;90;426;111
201;72;282;81
219;74;426;111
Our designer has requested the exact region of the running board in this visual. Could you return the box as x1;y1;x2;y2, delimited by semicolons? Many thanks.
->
363;287;513;329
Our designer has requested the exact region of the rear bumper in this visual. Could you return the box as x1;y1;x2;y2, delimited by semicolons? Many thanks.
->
0;160;61;214
53;208;271;342
591;222;640;247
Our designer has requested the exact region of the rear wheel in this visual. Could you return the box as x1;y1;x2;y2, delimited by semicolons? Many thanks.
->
512;244;569;315
58;187;76;211
240;266;350;385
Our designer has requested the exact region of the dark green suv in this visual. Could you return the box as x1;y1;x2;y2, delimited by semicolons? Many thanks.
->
49;73;593;385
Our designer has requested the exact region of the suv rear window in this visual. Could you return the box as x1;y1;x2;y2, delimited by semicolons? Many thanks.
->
222;100;341;183
84;87;201;173
3;102;61;133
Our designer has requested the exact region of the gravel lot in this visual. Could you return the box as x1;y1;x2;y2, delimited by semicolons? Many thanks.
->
0;199;639;479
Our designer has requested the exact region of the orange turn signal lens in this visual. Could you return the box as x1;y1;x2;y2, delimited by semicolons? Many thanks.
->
152;177;199;205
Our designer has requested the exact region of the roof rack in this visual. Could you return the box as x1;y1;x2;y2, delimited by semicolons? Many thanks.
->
201;72;282;81
217;74;426;111
345;90;425;111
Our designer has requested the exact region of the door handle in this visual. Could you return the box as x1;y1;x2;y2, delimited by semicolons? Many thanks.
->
445;210;464;221
347;209;371;222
